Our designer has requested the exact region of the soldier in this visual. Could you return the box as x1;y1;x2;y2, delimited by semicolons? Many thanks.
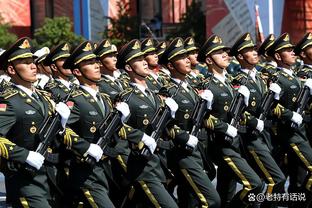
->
94;39;125;101
184;37;205;88
197;35;264;207
0;37;70;207
44;42;74;100
62;40;148;207
159;37;221;208
257;34;277;81
229;33;287;208
267;33;312;207
141;38;164;93
33;47;53;90
156;41;171;84
116;39;179;208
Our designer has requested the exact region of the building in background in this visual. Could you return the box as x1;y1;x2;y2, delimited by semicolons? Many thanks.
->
1;0;312;45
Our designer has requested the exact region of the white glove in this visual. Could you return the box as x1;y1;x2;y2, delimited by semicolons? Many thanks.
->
25;151;45;170
291;112;303;126
269;83;281;100
256;119;264;132
186;135;198;148
238;85;250;106
165;97;179;118
85;143;103;162
304;78;312;95
200;89;214;110
55;102;71;128
225;124;238;138
115;102;130;123
141;133;157;154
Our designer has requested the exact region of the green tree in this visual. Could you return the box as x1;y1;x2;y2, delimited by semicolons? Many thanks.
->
104;1;139;47
0;15;17;49
167;0;206;45
34;17;84;49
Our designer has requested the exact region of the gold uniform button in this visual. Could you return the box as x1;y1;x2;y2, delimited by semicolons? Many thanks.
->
153;81;157;85
26;98;32;103
143;119;149;125
184;113;190;119
224;105;229;111
251;101;256;107
90;126;97;133
90;99;95;103
292;97;297;102
47;147;53;153
30;126;37;134
220;84;223;87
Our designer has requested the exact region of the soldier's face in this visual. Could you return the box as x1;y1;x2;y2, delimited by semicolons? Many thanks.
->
55;58;72;76
240;47;259;65
278;48;296;65
171;53;191;74
99;53;117;71
144;52;158;68
78;58;101;81
128;56;149;77
303;46;312;61
10;57;37;82
188;51;199;66
210;49;230;68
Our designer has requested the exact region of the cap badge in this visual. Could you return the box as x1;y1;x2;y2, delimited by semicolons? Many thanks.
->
83;42;92;51
244;33;251;41
145;39;153;46
104;40;111;48
175;39;183;48
132;41;140;49
19;39;30;49
62;43;69;51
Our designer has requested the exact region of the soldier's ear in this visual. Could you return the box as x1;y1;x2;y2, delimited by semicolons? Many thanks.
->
167;62;174;71
72;68;81;77
237;54;243;60
274;52;281;61
205;56;213;65
50;64;58;72
300;51;306;58
124;64;132;72
6;64;15;76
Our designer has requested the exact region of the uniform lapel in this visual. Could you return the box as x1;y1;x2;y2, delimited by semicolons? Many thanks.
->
80;88;105;119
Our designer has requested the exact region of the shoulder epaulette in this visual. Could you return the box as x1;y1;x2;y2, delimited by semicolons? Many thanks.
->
119;87;133;99
1;88;18;100
164;82;175;90
36;89;51;98
71;89;84;98
45;81;57;89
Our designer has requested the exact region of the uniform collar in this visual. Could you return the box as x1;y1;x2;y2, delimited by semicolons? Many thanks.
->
241;68;256;81
172;78;189;91
279;67;294;77
14;84;34;97
267;61;277;67
131;82;148;96
149;71;158;80
304;64;312;69
103;74;116;82
55;78;71;89
213;71;226;84
80;85;100;101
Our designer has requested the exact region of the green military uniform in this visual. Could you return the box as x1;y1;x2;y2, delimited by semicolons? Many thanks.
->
116;39;179;208
198;35;264;207
0;38;59;207
160;37;221;208
268;33;312;207
63;41;144;207
94;39;131;207
184;37;204;88
43;43;73;101
258;34;277;81
231;34;286;208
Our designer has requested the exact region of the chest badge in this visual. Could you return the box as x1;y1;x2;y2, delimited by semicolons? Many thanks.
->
90;126;97;133
89;111;98;116
139;105;149;109
25;110;36;115
221;93;228;97
30;126;37;134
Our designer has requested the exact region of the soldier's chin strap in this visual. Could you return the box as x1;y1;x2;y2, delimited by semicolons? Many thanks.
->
209;55;225;70
128;63;146;79
279;56;292;68
10;63;34;83
78;68;100;84
170;61;188;76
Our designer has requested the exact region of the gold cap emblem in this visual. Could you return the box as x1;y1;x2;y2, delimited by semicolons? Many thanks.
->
62;43;69;51
83;42;92;51
145;39;153;46
160;42;166;49
132;41;140;49
308;33;312;40
175;39;183;48
111;44;117;52
283;34;289;41
187;38;194;45
244;33;251;41
269;34;275;41
103;40;111;47
19;39;30;49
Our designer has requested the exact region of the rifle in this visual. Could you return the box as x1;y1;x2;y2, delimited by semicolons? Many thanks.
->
85;90;134;166
141;82;182;156
252;74;279;134
224;71;250;144
24;84;77;175
291;85;311;129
